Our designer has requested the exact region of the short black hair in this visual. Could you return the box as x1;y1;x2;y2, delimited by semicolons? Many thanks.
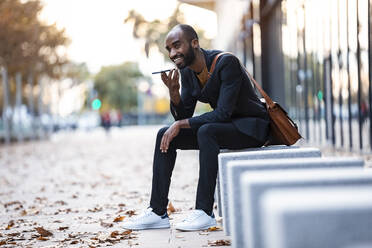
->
176;24;199;42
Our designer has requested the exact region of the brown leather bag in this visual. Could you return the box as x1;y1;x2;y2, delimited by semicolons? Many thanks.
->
209;52;302;146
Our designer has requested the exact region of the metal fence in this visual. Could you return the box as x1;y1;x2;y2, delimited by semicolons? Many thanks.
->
237;0;371;152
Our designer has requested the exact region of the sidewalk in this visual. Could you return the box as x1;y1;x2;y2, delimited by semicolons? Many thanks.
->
0;126;229;247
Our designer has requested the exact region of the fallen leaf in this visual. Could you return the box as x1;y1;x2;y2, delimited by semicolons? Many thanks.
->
119;230;136;240
125;210;136;217
167;202;176;216
37;236;49;241
58;226;69;231
207;226;221;232
54;200;67;206
35;227;53;237
207;239;231;246
6;220;14;230
100;221;113;228
113;216;125;222
4;201;22;208
88;207;103;213
6;233;20;237
122;230;132;235
110;231;119;238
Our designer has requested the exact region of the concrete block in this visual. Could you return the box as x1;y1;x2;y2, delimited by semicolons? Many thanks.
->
240;166;370;248
217;146;320;235
216;146;301;218
260;187;372;248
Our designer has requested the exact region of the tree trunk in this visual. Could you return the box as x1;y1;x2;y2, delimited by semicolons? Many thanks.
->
37;77;44;139
15;72;23;142
27;73;35;139
1;67;10;144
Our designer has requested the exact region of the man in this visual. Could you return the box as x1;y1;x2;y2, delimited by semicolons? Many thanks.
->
122;24;269;231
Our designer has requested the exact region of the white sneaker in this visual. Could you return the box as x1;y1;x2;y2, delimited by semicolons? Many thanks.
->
175;210;217;231
122;208;170;230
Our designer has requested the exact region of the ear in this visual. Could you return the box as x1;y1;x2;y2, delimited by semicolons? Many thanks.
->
191;39;199;49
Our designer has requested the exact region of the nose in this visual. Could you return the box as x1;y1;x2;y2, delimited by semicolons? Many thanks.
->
169;48;177;60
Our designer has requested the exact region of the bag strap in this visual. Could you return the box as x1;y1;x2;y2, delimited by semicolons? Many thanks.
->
208;53;224;79
209;52;275;108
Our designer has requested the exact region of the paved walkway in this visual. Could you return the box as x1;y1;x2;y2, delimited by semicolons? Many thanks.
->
0;126;229;248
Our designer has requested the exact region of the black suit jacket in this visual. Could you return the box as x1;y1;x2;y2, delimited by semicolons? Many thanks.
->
170;49;270;143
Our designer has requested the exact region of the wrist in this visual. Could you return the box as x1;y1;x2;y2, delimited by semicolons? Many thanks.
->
177;119;190;128
170;92;180;105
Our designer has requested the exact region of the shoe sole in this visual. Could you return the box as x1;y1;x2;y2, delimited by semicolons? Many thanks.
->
123;224;170;230
175;223;217;232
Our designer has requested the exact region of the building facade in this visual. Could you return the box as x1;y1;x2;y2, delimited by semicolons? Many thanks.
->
181;0;372;152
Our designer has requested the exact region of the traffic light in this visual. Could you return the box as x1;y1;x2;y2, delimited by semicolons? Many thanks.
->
317;91;323;101
91;98;102;110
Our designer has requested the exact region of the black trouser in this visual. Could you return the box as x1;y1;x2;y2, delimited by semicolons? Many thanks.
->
149;122;264;216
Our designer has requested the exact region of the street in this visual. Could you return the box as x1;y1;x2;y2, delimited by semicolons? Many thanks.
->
0;126;229;248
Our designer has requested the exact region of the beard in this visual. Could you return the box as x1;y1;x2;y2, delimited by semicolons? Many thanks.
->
175;43;196;69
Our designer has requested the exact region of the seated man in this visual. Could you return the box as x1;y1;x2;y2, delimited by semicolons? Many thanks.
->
122;24;269;231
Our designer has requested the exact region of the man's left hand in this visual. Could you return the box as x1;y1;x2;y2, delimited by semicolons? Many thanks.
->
160;121;180;153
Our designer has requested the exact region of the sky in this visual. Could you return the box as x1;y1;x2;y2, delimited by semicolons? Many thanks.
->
39;0;217;74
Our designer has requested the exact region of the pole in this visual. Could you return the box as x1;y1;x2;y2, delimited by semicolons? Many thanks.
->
356;0;363;149
303;1;310;140
368;0;372;150
346;0;353;149
337;0;344;147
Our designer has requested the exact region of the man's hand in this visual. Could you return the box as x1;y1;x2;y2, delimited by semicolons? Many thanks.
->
161;69;180;105
160;119;191;153
160;121;180;153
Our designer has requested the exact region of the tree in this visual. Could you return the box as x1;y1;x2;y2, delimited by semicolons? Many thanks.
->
0;0;70;141
94;62;145;112
124;3;211;59
0;0;69;79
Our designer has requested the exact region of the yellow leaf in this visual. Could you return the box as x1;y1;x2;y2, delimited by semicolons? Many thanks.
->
207;226;221;232
113;216;125;222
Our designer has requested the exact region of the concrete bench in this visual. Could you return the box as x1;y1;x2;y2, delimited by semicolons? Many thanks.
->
260;187;372;248
216;145;303;218
217;146;321;235
240;166;370;248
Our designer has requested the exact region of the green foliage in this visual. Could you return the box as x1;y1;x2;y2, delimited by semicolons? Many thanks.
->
94;62;144;112
124;3;211;59
63;62;90;85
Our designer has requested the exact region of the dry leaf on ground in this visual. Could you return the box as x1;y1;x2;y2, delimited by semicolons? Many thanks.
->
6;220;15;230
35;227;53;237
207;226;221;232
110;231;120;238
113;216;125;222
167;202;176;216
208;239;231;246
36;236;49;241
100;221;113;228
125;210;136;217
